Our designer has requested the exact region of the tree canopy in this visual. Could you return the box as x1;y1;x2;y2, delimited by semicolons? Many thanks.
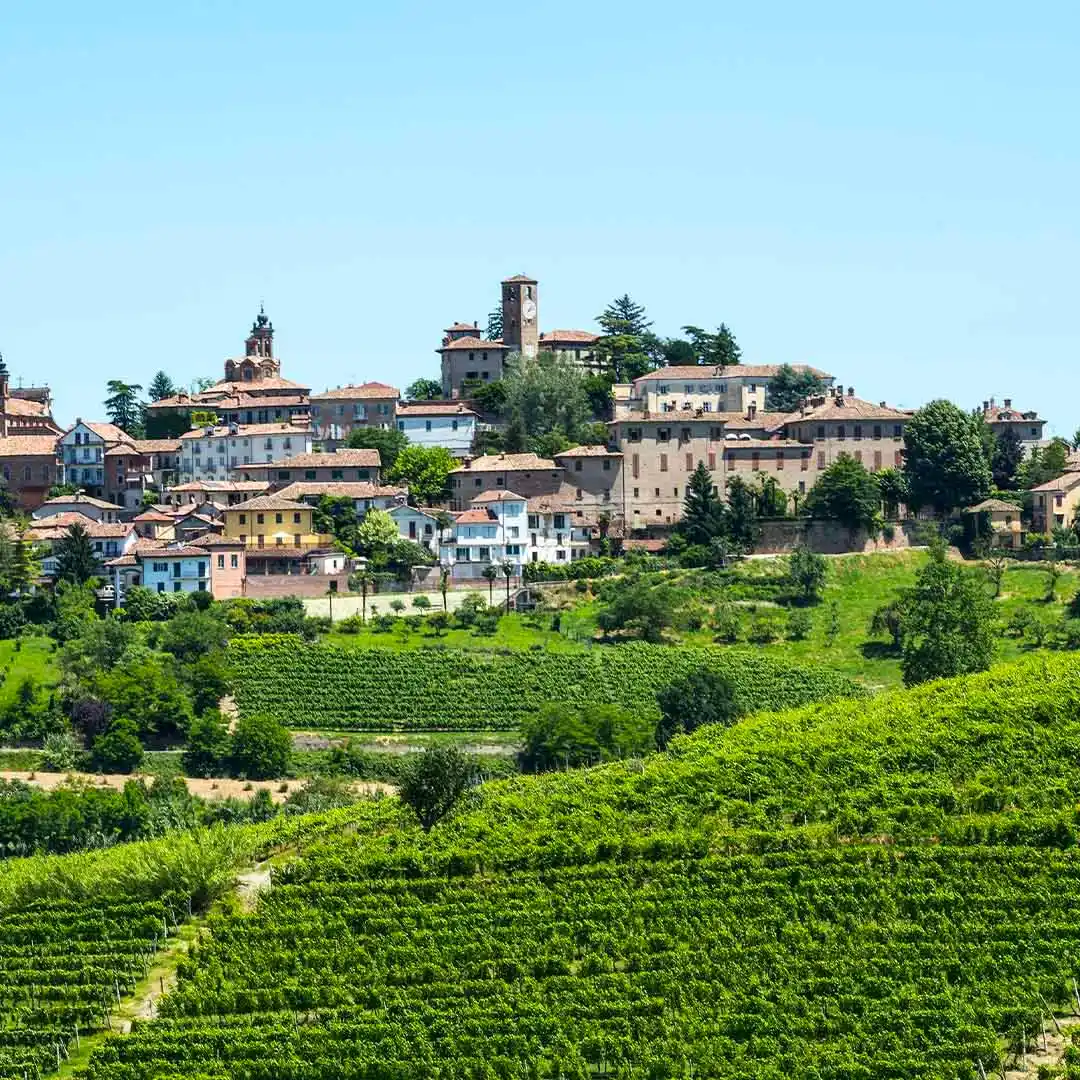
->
766;364;827;412
594;295;656;381
399;744;475;832
147;371;177;402
54;523;98;585
803;454;882;535
680;324;741;367
405;378;442;401
388;445;456;505
903;400;992;514
502;352;593;445
346;426;408;471
103;380;144;436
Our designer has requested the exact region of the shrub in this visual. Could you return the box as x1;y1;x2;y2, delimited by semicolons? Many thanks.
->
747;611;783;643
786;608;813;641
41;730;84;771
398;745;475;832
183;711;232;778
336;614;366;634
91;720;144;774
230;714;291;780
711;604;742;643
0;604;27;640
788;545;827;603
656;668;742;748
520;704;654;771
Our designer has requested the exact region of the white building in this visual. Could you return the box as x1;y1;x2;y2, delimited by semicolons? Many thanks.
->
396;402;477;458
59;420;133;496
438;490;589;579
390;504;443;552
33;493;123;523
178;422;313;483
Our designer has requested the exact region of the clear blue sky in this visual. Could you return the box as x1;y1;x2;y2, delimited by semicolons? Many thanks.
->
1;2;1077;435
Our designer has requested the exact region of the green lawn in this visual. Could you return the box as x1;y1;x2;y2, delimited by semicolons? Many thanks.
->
679;553;1080;688
0;635;61;709
325;612;589;654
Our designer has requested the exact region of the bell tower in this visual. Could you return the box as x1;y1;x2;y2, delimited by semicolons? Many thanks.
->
245;304;274;359
501;274;539;358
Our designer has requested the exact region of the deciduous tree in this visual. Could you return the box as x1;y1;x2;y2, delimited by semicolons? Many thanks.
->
399;744;475;832
766;364;827;412
405;378;442;401
788;544;827;603
388;445;456;505
231;714;291;779
803;454;882;535
903;400;992;515
346;426;408;471
655;669;741;748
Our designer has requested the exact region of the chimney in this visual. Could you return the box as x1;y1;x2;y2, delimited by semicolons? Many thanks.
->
847;386;854;398
990;396;995;407
982;400;989;412
1004;398;1011;408
880;401;887;408
747;403;757;420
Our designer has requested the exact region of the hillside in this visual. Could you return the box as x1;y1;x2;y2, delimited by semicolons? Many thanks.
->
44;652;1080;1079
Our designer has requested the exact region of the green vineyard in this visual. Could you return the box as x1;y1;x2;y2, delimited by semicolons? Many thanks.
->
227;635;865;730
60;652;1080;1078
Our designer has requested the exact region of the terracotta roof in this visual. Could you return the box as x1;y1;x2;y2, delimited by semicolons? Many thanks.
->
784;396;910;422
104;554;137;567
964;498;1022;513
554;445;622;458
633;363;832;384
437;336;510;352
77;421;135;445
983;404;1041;422
388;504;440;520
0;435;59;457
104;445;148;458
189;533;246;547
540;329;600;344
455;508;497;524
311;382;400;401
207;375;310;393
397;402;477;418
180;422;311;440
133;544;210;559
227;494;313;512
239;449;381;470
276;481;404;501
472;489;527;503
722;438;810;449
444;322;482;333
623;538;666;553
451;453;558;474
501;273;538;284
4;397;48;417
40;493;123;511
85;521;136;539
612;410;782;426
134;439;182;453
144;392;196;408
27;512;99;536
133;510;175;523
167;480;269;493
1030;473;1080;494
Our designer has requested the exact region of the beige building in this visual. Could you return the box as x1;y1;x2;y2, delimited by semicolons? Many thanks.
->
616;363;833;419
963;498;1025;549
448;453;563;511
552;445;622;531
1031;473;1080;534
237;449;382;488
310;382;399;445
979;397;1046;451
537;330;603;373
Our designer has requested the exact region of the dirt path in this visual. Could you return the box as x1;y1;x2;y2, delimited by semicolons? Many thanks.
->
0;769;394;800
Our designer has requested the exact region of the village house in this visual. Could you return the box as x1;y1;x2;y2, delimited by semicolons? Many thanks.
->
0;356;63;509
979;398;1047;452
28;513;138;579
552;445;623;532
235;449;381;488
448;453;563;511
178;422;313;483
310;383;399;446
389;504;444;552
58;420;135;498
962;498;1026;549
220;494;334;575
274;481;405;517
396;402;477;457
1030;473;1080;534
33;492;123;523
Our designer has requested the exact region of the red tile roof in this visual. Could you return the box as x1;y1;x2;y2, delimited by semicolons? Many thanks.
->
554;445;622;458
540;329;600;344
633;363;831;384
397;402;477;418
239;449;381;470
437;336;510;352
455;508;497;524
501;273;537;284
451;453;558;473
311;382;400;401
472;490;526;503
275;482;404;501
444;322;481;333
227;494;313;512
0;435;59;457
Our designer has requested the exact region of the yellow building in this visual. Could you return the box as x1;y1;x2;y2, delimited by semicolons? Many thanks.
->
222;494;331;550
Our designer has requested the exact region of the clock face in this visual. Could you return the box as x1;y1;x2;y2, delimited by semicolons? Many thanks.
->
522;299;537;322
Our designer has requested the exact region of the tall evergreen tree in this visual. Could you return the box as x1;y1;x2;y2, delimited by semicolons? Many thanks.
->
103;380;144;435
679;463;725;545
147;371;176;401
596;294;652;337
486;306;504;341
54;523;98;585
724;476;760;551
991;427;1025;489
681;324;742;367
766;364;827;411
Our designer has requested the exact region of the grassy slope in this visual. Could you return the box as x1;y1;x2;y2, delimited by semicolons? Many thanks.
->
0;635;60;708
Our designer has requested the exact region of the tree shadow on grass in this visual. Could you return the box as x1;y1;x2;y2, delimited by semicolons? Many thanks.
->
860;641;900;661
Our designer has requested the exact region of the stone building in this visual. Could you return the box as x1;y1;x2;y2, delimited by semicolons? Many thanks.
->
310;382;399;446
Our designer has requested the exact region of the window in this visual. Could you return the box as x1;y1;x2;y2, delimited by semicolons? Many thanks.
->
893;425;902;438
425;420;432;431
239;534;246;544
305;470;316;480
837;426;846;440
602;459;611;471
331;470;344;480
708;452;716;470
854;425;862;440
633;487;639;498
277;470;290;480
673;488;679;498
528;514;539;528
574;459;583;472
256;513;264;524
776;452;784;470
685;453;693;471
873;450;882;470
658;384;669;395
627;428;642;443
752;452;760;471
654;487;660;497
174;582;182;593
680;428;691;444
478;546;490;561
257;535;265;548
632;453;639;479
873;425;882;439
398;420;405;431
657;428;670;442
684;384;694;394
157;582;165;593
554;514;566;529
455;547;469;561
894;450;903;467
801;452;809;471
172;563;182;578
508;526;519;538
452;419;458;431
275;536;284;546
230;554;238;569
217;554;225;569
506;544;521;556
660;454;668;472
294;534;301;546
817;452;826;469
556;550;567;561
576;488;583;500
152;562;168;572
816;425;826;439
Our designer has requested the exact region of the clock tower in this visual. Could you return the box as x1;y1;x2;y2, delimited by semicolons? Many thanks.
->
501;274;539;358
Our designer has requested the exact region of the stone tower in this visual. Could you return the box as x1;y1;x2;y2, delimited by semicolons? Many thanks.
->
245;304;274;358
501;274;539;358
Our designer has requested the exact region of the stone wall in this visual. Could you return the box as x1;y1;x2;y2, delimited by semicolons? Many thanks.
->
243;572;350;598
755;518;919;555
